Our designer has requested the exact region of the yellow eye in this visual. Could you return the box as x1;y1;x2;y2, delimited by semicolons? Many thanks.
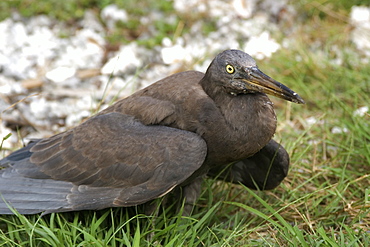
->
226;64;235;74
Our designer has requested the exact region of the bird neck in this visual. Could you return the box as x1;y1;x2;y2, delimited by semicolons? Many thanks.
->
199;74;226;101
221;93;276;131
200;75;277;162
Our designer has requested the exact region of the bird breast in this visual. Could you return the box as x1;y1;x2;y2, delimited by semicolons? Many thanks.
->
199;93;277;166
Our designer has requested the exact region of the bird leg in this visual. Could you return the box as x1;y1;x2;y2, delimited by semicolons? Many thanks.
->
180;176;203;216
207;139;290;190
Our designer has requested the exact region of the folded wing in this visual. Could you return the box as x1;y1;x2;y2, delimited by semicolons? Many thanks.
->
0;113;207;214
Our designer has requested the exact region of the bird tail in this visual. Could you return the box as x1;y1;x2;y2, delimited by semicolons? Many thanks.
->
0;167;73;215
0;140;72;214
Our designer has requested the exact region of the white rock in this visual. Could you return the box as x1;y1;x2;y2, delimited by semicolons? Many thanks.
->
5;56;35;79
244;31;280;59
101;4;128;29
308;139;320;145
174;0;204;14
353;106;369;117
305;116;318;126
45;67;76;83
161;45;187;65
232;0;255;19
23;26;58;68
12;22;28;48
260;0;288;17
65;110;91;127
331;126;349;134
0;16;58;79
28;97;90;122
0;75;24;94
162;37;173;47
351;6;370;24
27;15;52;28
101;44;142;75
81;10;105;33
55;29;105;69
28;97;49;118
350;6;370;57
0;18;13;50
174;0;228;18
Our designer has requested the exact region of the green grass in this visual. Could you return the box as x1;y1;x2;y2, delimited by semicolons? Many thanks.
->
0;0;369;246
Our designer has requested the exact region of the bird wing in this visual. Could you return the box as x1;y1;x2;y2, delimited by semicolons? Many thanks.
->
0;112;207;214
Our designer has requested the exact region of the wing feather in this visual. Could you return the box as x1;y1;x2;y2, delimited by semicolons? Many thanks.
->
0;112;207;214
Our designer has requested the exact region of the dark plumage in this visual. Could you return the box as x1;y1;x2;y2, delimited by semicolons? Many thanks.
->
207;139;290;190
0;50;304;215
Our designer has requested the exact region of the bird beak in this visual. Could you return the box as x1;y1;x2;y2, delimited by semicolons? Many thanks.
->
239;67;305;104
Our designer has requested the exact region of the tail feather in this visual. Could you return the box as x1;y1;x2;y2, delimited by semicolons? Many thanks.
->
0;170;73;214
0;156;120;215
0;142;74;214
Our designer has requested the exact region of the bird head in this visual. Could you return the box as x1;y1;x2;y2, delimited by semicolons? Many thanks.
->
205;50;305;104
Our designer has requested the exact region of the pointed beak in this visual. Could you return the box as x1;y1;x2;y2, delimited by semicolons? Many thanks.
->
239;67;305;104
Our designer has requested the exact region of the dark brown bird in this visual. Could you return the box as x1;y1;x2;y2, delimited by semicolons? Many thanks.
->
0;50;304;215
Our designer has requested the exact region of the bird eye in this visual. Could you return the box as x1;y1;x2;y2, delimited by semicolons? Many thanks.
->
226;64;235;74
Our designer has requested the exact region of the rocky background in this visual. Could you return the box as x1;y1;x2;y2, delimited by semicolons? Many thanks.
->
0;0;369;153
